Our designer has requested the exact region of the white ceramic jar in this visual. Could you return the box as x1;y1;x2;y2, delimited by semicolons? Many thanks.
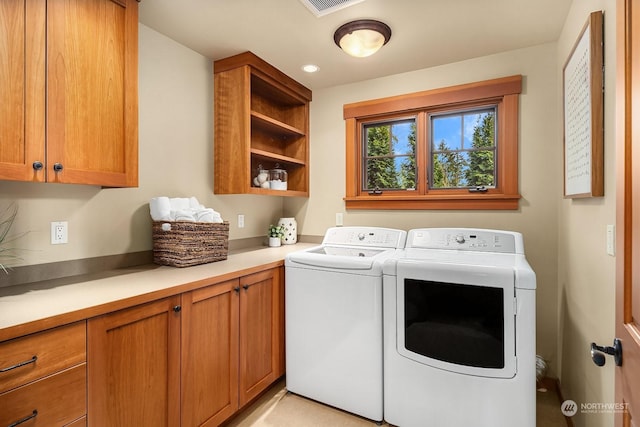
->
278;217;297;244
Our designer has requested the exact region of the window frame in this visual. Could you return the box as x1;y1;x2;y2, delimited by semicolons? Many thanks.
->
343;75;522;210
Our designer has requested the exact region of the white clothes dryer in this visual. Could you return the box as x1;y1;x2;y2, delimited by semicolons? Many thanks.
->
383;228;536;427
285;227;406;422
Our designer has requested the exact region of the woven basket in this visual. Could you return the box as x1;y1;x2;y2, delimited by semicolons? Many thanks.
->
152;221;229;267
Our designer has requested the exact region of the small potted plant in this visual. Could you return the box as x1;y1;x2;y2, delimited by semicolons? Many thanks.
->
268;224;285;247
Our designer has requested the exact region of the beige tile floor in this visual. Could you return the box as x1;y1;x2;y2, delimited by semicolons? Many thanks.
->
225;379;568;427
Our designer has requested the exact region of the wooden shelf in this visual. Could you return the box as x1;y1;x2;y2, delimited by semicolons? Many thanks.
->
251;111;305;137
250;148;305;166
214;51;312;197
247;188;309;197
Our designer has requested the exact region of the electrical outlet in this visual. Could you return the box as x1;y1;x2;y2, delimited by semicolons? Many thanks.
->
336;213;343;226
51;221;68;244
238;214;245;228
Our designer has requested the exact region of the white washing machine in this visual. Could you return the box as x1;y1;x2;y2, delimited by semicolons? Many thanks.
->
285;226;407;422
383;228;536;427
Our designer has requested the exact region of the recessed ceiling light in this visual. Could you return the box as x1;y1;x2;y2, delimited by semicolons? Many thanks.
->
302;64;320;73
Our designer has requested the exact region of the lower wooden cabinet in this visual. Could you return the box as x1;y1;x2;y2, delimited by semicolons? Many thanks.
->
87;266;285;427
0;364;86;427
0;321;87;427
181;278;239;426
239;268;284;408
87;296;182;426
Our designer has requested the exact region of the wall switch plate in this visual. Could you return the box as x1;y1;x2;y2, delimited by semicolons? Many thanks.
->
606;224;615;256
238;214;245;228
336;213;343;226
51;221;68;244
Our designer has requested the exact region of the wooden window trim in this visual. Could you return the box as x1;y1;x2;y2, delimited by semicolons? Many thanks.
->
344;75;522;210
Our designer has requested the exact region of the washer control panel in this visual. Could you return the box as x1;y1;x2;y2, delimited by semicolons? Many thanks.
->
322;227;407;248
407;228;521;254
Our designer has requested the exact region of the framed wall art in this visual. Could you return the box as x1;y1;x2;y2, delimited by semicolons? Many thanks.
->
563;10;604;198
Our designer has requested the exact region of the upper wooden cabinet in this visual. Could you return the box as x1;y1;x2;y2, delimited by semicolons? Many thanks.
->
0;0;138;187
214;52;312;197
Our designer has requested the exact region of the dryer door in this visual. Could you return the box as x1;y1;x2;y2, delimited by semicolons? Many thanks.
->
396;260;517;378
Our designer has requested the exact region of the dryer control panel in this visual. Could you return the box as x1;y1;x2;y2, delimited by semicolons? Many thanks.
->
407;228;522;254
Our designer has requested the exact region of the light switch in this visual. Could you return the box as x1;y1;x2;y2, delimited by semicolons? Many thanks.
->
606;224;615;256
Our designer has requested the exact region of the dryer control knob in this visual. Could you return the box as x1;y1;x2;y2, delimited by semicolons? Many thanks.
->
358;233;366;241
455;235;466;244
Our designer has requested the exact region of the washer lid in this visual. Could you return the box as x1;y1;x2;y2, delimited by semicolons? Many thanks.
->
286;245;397;271
308;246;387;257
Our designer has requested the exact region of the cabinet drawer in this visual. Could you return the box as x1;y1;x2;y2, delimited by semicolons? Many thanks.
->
0;321;86;393
0;364;86;427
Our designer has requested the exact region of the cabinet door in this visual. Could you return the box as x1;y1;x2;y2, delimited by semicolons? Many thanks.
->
182;279;240;427
238;267;284;407
87;296;181;427
47;0;138;186
0;0;45;182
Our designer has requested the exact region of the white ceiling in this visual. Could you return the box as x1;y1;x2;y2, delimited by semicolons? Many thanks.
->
139;0;572;90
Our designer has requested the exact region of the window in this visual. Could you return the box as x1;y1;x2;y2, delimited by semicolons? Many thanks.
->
363;119;416;191
430;108;496;189
343;75;522;210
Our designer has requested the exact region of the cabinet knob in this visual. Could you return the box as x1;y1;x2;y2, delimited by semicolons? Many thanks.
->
233;286;240;293
242;284;249;291
53;163;64;173
32;161;44;171
173;305;182;313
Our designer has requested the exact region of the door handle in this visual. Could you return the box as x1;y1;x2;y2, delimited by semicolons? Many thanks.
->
590;338;622;367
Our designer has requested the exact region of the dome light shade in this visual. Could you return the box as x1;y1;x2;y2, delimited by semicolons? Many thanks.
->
334;20;392;58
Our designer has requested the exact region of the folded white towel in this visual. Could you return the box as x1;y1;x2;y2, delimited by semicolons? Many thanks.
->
172;209;196;222
169;197;190;211
195;208;224;223
189;197;204;210
150;197;172;221
150;196;224;224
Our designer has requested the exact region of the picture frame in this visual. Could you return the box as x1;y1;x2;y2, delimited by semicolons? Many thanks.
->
563;10;604;198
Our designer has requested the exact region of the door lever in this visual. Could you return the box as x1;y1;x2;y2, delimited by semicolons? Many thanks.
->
590;338;622;367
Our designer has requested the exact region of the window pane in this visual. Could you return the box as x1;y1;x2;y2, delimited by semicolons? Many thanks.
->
463;111;495;150
366;158;396;189
467;150;495;186
363;119;416;190
432;115;461;151
431;152;469;188
391;121;414;155
430;108;496;189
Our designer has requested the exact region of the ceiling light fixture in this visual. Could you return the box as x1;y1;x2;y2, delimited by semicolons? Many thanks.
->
302;64;320;73
333;19;392;58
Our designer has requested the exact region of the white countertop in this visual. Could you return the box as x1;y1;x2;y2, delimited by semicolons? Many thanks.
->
0;243;315;341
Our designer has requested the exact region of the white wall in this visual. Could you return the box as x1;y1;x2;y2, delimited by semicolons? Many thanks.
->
286;43;562;374
0;24;283;267
556;1;617;426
